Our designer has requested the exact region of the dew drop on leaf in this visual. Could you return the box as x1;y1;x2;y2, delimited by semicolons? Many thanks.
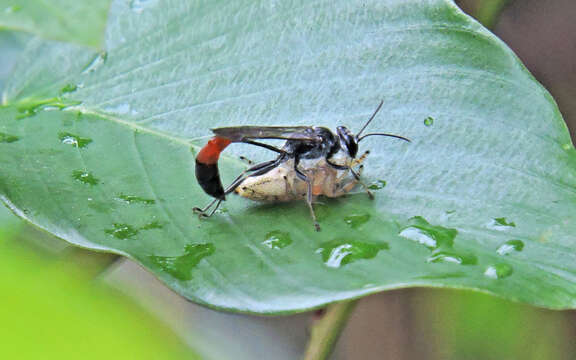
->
343;213;371;229
16;109;37;119
316;238;388;268
59;84;78;95
426;250;477;265
141;221;163;230
148;243;215;281
496;239;524;256
398;216;457;250
0;132;20;143
72;170;99;185
367;180;386;190
105;223;139;239
262;230;292;249
114;193;156;205
484;263;513;279
58;132;92;148
487;217;516;231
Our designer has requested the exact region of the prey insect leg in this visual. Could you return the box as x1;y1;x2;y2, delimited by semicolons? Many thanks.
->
349;150;374;198
326;152;374;199
348;167;374;199
294;158;321;231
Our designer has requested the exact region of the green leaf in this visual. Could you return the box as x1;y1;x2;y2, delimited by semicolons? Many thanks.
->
0;240;196;359
0;0;111;48
1;0;576;314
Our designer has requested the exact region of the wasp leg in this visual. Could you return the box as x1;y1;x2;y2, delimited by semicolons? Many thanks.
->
193;156;284;218
224;153;288;195
294;159;321;232
193;198;222;218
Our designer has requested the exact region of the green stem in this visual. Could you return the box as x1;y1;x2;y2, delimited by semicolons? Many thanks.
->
474;0;511;29
303;300;359;360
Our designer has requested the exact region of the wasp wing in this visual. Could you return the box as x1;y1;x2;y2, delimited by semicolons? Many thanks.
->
212;126;320;142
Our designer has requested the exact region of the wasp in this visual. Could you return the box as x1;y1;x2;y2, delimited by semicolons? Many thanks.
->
193;101;410;231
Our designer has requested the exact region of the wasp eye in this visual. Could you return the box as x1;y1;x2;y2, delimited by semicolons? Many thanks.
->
337;126;358;157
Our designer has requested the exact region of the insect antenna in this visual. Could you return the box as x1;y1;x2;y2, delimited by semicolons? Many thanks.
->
357;133;411;143
355;100;384;139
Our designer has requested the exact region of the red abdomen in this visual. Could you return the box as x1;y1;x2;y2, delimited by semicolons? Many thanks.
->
195;137;232;200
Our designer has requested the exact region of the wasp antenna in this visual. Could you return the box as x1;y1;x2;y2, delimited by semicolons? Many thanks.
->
357;133;411;143
356;100;384;139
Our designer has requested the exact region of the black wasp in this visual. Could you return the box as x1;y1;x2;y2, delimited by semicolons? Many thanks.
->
193;101;410;231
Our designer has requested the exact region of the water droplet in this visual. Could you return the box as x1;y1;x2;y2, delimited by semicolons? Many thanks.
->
72;170;99;185
496;239;524;255
129;0;157;13
424;116;434;127
0;132;19;143
16;97;82;119
368;180;386;190
316;238;388;268
148;243;215;281
562;143;572;151
484;263;513;279
262;230;292;249
3;5;21;13
82;52;107;74
114;194;155;205
59;84;78;95
16;108;37;119
399;216;456;250
141;220;163;230
58;132;92;148
105;223;138;239
487;217;516;231
343;213;371;229
427;250;477;265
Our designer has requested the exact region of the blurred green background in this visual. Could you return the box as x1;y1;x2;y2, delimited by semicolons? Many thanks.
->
1;1;575;359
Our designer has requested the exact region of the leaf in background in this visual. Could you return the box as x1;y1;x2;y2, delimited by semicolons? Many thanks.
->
0;0;111;48
1;0;575;313
0;241;196;359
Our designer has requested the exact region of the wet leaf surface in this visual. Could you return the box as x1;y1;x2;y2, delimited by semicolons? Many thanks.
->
1;0;576;313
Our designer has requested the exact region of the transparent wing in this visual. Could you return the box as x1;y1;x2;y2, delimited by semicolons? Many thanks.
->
212;126;320;142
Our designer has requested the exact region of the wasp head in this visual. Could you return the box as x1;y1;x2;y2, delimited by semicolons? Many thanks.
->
336;126;358;158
